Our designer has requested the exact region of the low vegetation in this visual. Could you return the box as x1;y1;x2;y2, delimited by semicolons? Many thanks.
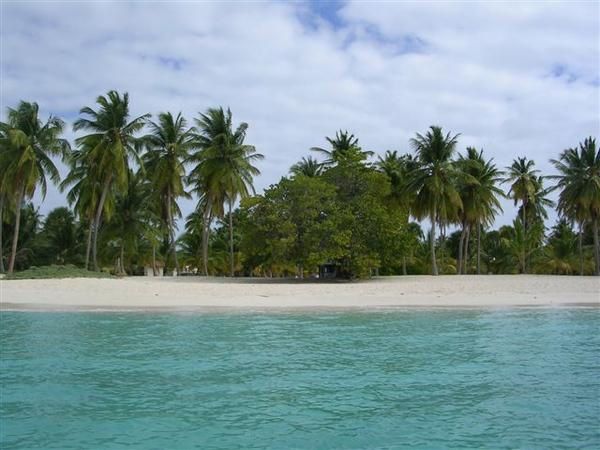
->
5;264;111;280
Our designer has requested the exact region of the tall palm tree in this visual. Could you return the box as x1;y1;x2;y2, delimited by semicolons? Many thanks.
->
503;157;540;273
60;147;103;269
73;90;149;271
407;126;461;275
311;130;373;166
0;101;69;273
191;107;263;277
143;112;195;273
551;137;600;275
290;156;323;177
456;148;503;274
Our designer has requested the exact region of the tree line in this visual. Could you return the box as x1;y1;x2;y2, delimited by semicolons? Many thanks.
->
1;90;598;277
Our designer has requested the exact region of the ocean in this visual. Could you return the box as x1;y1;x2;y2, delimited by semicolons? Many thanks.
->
1;308;598;449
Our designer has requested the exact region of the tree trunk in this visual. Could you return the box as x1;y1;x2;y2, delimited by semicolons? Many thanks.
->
578;223;584;276
458;222;466;275
593;218;600;276
228;197;234;277
92;178;111;272
202;208;211;276
463;226;471;274
120;243;125;275
0;194;5;273
166;188;179;274
430;212;438;276
7;184;25;274
522;199;528;274
402;256;407;275
476;220;482;275
85;216;93;270
152;243;157;276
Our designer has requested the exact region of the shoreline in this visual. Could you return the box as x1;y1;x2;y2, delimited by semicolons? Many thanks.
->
1;275;598;312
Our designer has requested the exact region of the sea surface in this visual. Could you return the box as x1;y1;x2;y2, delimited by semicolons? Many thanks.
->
1;308;599;449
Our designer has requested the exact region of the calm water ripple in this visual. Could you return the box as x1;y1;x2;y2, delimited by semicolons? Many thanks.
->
1;309;599;449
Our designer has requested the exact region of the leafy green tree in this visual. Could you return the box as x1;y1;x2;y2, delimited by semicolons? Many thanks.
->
143;112;195;273
73;90;149;271
191;107;263;277
407;126;461;275
551;137;600;275
0;101;70;273
37;207;79;265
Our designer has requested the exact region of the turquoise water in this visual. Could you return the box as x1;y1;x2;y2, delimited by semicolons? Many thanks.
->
1;309;599;449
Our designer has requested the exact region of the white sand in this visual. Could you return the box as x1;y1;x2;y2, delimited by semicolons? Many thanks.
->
1;275;598;311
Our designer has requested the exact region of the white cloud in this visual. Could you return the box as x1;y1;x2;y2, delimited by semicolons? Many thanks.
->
1;0;598;230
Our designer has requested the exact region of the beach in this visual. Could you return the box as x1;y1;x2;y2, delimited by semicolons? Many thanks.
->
1;275;598;311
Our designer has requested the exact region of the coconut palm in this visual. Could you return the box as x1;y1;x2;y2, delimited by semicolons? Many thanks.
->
0;101;70;273
456;148;503;274
551;137;600;275
407;126;462;275
191;107;263;277
503;157;540;273
311;130;373;166
73;90;149;271
143;112;195;273
60;147;104;269
290;156;323;177
103;170;155;275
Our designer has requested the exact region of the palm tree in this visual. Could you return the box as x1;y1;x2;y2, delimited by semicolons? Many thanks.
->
104;170;155;275
0;101;70;273
73;90;149;271
290;156;322;177
503;157;540;273
407;126;461;275
311;130;373;166
191;107;263;277
551;137;600;275
143;112;195;274
456;148;503;274
60;147;103;269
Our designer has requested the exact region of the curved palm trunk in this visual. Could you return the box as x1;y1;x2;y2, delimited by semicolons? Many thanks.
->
7;184;25;274
430;211;438;276
521;199;528;274
463;226;471;274
152;243;157;276
92;178;111;272
593;218;600;276
0;194;5;273
166;189;179;274
84;215;93;270
476;220;482;275
578;222;584;276
228;197;234;277
202;208;211;276
458;221;467;275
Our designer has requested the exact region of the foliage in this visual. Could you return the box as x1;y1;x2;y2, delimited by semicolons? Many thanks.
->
5;264;111;280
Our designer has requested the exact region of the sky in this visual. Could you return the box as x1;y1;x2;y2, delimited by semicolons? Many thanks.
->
1;0;599;231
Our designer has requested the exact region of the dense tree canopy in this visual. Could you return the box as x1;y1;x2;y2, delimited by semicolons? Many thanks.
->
1;93;598;277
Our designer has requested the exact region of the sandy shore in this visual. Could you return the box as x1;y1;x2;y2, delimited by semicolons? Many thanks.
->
1;275;598;311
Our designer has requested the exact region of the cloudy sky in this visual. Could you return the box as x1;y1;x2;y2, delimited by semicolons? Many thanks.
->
2;0;599;229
